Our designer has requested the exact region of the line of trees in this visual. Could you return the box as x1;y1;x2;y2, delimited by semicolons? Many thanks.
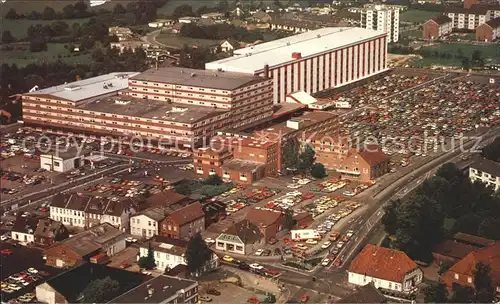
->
282;138;327;178
5;2;92;20
382;162;500;262
180;23;263;43
481;137;500;162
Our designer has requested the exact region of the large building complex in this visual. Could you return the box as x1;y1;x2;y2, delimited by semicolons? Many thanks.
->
21;68;273;148
360;5;400;42
206;27;388;104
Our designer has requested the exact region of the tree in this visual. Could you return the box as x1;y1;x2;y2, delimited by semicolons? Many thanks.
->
113;3;127;14
82;277;120;303
5;8;18;19
381;199;399;235
29;37;47;52
298;144;315;173
205;174;223;186
310;163;327;178
138;242;157;270
283;208;296;230
186;233;212;277
474;262;494;303
2;31;15;44
173;4;195;18
481;137;500;162
43;6;56;20
263;293;277;303
450;285;474;303
423;283;449;303
461;56;471;70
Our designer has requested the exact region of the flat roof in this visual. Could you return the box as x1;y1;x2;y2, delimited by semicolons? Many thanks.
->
258;110;338;136
82;95;227;123
24;72;139;102
206;27;386;73
131;67;263;90
222;159;264;173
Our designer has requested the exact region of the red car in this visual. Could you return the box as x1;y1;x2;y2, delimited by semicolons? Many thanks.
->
120;263;131;269
247;297;260;304
264;268;280;276
1;249;12;255
40;207;49;212
301;295;309;303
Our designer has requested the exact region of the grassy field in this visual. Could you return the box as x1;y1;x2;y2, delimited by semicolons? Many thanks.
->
1;43;92;67
2;18;91;39
400;9;438;23
415;43;500;67
155;33;219;49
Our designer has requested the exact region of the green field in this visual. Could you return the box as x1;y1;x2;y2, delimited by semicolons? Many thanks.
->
2;18;91;39
415;43;500;67
1;43;92;67
400;9;438;23
155;33;219;49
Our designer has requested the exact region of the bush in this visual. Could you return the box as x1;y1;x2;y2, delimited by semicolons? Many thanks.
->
310;163;327;179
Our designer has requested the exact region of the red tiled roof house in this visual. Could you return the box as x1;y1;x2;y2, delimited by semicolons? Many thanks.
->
423;15;453;40
159;202;205;240
348;244;423;294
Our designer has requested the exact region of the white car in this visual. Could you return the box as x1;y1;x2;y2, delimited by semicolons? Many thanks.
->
287;184;302;189
305;239;318;245
254;249;265;256
249;263;264;270
321;241;332;249
27;268;38;274
204;238;215;245
0;235;9;241
336;241;345;249
321;258;331;267
346;230;354;238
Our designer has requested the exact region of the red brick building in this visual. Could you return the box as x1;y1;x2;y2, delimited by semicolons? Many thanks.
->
442;242;500;294
476;17;500;41
423;15;453;40
159;202;205;240
339;145;389;182
246;207;284;242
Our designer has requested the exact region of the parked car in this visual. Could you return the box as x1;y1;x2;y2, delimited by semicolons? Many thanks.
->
200;296;212;302
207;289;221;296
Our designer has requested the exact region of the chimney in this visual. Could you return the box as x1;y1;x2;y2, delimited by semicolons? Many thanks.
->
263;64;269;79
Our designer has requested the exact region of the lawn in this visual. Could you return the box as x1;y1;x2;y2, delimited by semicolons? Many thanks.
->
155;33;219;49
0;43;92;67
414;43;500;67
400;9;438;23
2;18;91;39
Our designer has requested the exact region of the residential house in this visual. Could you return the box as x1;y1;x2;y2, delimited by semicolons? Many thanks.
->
137;236;219;275
433;240;481;265
337;283;387;303
220;39;239;53
34;218;70;248
11;216;38;245
442;242;500;294
35;263;150;304
339;145;389;182
110;275;199;303
178;16;200;24
215;219;264;255
348;244;423;295
159;202;205;240
246;207;284;242
145;190;193;210
248;11;272;23
130;208;166;238
110;40;150;54
201;12;225;22
50;193;137;232
469;157;500;191
108;26;133;41
44;222;127;268
423;15;453;39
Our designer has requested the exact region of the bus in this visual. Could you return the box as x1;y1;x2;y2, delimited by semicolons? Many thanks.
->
290;229;321;241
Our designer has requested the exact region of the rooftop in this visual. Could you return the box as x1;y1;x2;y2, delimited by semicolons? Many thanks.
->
24;72;139;102
470;157;500;177
486;16;500;28
140;236;188;256
256;111;338;137
433;240;480;260
131;67;263;90
246;207;283;228
348;244;419;283
220;219;263;244
138;207;167;222
42;147;91;160
55;222;126;257
206;27;386;73
337;283;387;303
82;95;227;124
168;202;205;226
453;232;495;247
222;159;264;173
110;275;197;303
429;15;453;25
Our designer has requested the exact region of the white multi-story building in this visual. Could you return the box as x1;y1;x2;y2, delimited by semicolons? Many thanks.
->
130;208;166;238
469;158;500;191
445;7;489;30
206;27;388;104
137;236;219;275
348;244;423;294
360;5;400;42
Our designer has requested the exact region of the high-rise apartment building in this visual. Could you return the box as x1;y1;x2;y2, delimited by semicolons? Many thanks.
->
360;5;400;43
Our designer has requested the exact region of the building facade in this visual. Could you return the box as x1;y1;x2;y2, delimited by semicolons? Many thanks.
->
423;16;453;39
445;7;489;30
130;208;166;238
215;219;264;255
469;158;500;191
476;17;500;41
360;5;400;42
21;68;273;148
206;27;388;104
159;203;205;240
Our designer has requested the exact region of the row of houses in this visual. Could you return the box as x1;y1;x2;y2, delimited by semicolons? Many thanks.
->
423;4;500;41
